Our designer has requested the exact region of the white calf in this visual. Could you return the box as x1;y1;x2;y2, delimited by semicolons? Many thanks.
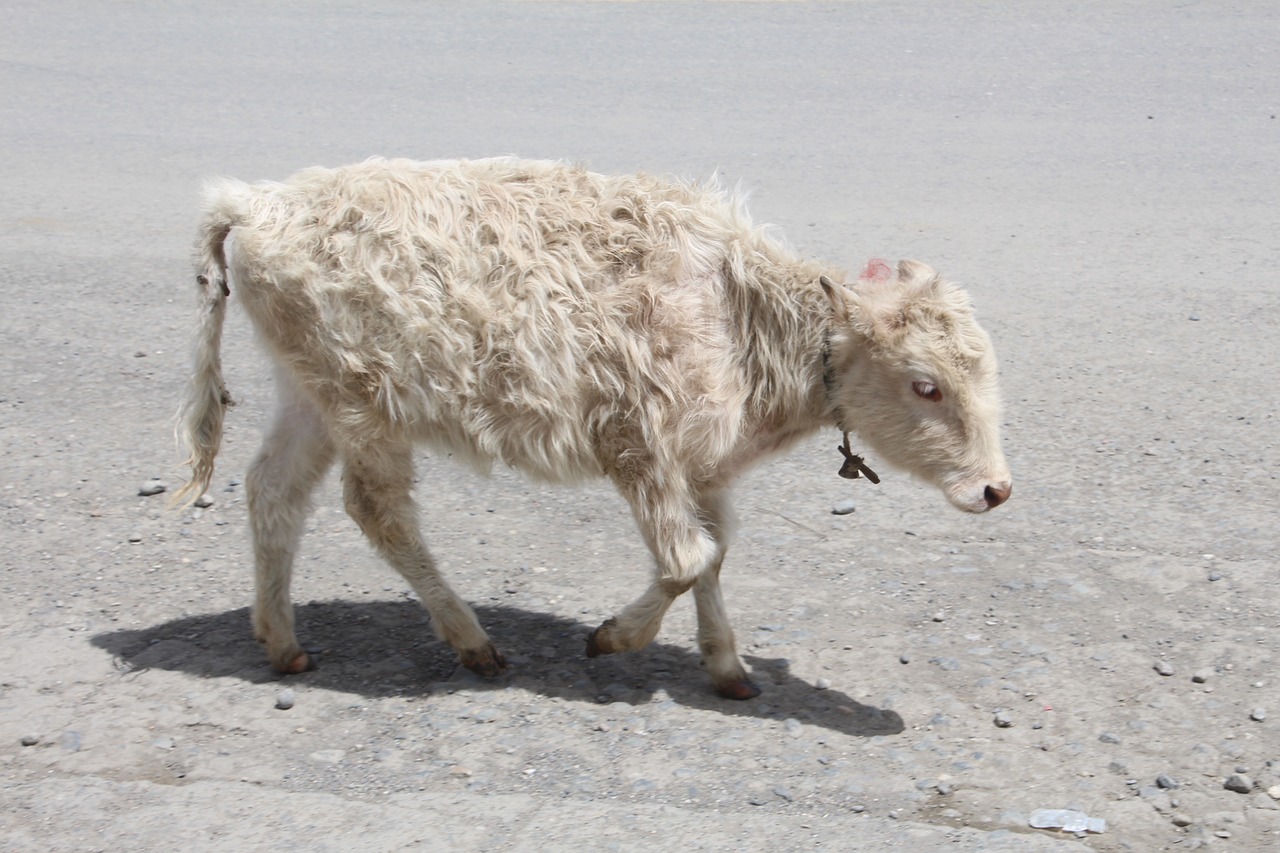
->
176;158;1010;698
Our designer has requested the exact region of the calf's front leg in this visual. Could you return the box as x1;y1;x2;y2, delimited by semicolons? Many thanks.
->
587;482;758;699
689;491;759;699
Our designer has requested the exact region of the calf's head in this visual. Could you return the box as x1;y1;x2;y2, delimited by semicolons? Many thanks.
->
822;260;1011;513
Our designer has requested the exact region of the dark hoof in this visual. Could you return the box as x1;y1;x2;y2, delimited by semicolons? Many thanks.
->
714;678;762;700
276;652;315;675
460;644;507;678
585;618;618;658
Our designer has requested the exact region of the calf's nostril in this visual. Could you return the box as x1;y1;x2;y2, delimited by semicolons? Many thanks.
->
983;482;1011;508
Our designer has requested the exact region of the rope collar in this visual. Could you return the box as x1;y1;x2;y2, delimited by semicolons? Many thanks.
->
822;328;880;485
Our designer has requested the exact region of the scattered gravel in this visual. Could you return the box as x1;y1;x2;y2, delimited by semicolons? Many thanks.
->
1224;774;1254;794
138;480;167;497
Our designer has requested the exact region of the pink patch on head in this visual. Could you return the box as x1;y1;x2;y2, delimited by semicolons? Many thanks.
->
860;258;894;283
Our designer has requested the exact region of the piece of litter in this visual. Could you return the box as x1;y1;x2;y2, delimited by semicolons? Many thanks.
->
1029;808;1106;834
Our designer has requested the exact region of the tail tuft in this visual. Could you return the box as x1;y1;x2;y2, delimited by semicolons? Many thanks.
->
172;181;249;507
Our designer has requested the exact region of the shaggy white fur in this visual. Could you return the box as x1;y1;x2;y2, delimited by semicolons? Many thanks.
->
176;157;1010;697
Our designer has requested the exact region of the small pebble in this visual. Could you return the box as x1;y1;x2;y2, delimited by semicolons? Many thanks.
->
1098;732;1121;744
1154;661;1175;677
831;499;856;516
1208;571;1223;581
1224;773;1253;794
899;654;910;665
138;480;167;497
1156;774;1180;790
275;689;296;710
152;736;175;749
193;493;214;508
1267;785;1280;801
1188;314;1200;321
814;677;831;690
20;734;39;747
1171;813;1193;827
931;611;946;622
1250;708;1266;722
993;710;1014;728
773;785;795;802
1191;669;1213;684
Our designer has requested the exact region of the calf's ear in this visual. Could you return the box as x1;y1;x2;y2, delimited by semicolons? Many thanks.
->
896;259;939;287
819;275;850;322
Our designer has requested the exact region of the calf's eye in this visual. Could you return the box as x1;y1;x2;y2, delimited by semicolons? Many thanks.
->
912;381;942;402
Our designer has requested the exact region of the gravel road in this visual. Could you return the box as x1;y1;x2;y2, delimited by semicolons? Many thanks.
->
2;2;1277;850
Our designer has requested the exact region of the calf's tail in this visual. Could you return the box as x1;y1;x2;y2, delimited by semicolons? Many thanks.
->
172;180;252;506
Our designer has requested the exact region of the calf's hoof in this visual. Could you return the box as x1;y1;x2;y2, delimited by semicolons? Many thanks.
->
585;618;619;658
273;651;315;675
460;643;507;678
713;677;762;701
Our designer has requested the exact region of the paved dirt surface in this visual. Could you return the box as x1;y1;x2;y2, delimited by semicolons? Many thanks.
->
2;2;1277;851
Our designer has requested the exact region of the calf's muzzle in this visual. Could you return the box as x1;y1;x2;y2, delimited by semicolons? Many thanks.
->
983;481;1012;509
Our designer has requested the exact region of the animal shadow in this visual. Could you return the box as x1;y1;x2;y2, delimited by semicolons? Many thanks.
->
92;600;903;737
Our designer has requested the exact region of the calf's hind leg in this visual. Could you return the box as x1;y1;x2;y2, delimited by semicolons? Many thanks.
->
341;445;506;677
246;373;336;674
